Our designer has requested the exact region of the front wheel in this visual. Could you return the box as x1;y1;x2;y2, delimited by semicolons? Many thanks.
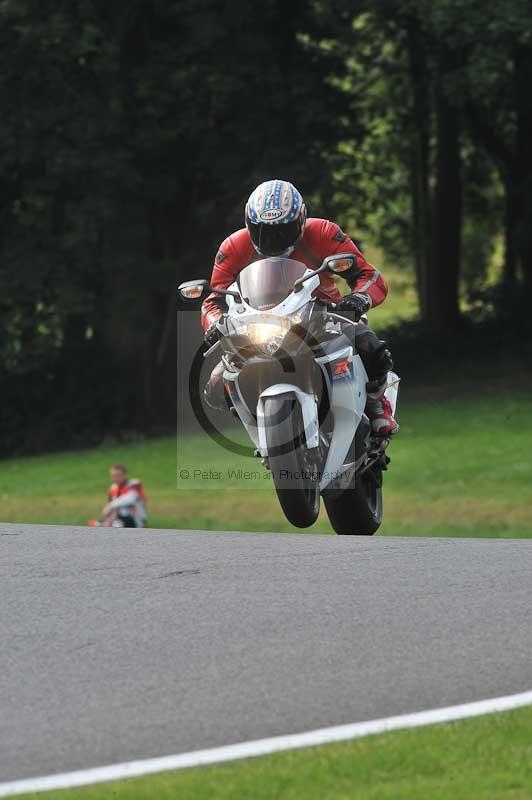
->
264;396;320;528
324;468;382;535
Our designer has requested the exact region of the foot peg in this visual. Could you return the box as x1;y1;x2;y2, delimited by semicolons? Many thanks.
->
254;449;270;470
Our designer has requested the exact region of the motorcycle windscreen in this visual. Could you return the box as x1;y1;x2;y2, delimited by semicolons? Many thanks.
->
237;257;308;311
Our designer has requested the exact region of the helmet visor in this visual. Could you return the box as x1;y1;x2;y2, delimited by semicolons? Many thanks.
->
248;220;302;256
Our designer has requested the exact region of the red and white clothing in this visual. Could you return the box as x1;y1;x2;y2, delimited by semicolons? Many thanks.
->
201;218;388;330
107;479;148;528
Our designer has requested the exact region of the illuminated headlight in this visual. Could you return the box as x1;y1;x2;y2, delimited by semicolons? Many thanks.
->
247;320;290;354
232;314;302;355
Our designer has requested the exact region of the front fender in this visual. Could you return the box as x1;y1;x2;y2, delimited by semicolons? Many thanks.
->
256;384;319;454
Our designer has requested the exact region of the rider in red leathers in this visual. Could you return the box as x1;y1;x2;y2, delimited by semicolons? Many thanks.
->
201;180;398;437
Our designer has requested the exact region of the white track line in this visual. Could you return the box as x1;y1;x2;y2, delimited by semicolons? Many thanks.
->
2;690;532;797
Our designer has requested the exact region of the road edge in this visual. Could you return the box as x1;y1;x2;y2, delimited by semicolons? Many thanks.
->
2;689;532;797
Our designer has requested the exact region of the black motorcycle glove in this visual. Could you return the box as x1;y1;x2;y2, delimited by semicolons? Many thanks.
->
335;292;371;323
204;323;221;349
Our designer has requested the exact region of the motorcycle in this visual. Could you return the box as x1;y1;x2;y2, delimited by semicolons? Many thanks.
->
178;253;399;535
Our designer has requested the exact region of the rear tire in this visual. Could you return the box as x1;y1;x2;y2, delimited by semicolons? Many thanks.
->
264;396;320;528
324;468;382;535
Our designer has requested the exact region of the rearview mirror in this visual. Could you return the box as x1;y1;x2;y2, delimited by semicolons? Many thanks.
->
324;253;358;274
295;252;359;292
178;279;210;302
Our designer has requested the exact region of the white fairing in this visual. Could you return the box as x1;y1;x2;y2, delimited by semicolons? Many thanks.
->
223;369;260;448
315;347;367;490
225;268;319;319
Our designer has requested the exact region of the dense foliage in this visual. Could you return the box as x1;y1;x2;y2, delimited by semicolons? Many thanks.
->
1;0;531;453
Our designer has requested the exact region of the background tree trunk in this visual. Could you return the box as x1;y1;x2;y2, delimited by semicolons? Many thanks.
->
406;15;432;321
503;176;519;286
429;71;462;331
514;44;532;296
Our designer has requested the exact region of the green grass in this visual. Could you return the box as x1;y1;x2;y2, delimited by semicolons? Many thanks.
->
14;706;532;799
0;381;531;537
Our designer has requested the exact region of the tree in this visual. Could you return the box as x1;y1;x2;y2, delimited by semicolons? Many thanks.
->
0;0;345;452
427;0;532;292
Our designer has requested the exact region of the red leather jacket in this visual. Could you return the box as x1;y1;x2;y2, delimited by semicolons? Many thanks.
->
201;218;387;330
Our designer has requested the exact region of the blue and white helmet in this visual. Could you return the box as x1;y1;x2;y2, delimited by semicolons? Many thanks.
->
245;179;307;256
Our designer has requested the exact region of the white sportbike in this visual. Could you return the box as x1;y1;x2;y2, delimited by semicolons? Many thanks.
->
179;253;399;535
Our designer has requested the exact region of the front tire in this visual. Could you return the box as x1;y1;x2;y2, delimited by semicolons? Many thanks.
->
264;396;320;528
324;468;382;535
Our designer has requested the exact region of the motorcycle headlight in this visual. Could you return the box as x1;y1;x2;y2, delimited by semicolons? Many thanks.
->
232;313;303;355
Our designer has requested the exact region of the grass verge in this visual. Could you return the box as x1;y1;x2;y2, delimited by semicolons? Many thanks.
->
13;705;532;799
0;382;531;536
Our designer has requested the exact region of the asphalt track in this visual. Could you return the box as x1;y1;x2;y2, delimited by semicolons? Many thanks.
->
2;524;532;783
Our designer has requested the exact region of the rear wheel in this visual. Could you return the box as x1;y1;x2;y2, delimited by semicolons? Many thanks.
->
264;396;320;528
324;467;382;535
